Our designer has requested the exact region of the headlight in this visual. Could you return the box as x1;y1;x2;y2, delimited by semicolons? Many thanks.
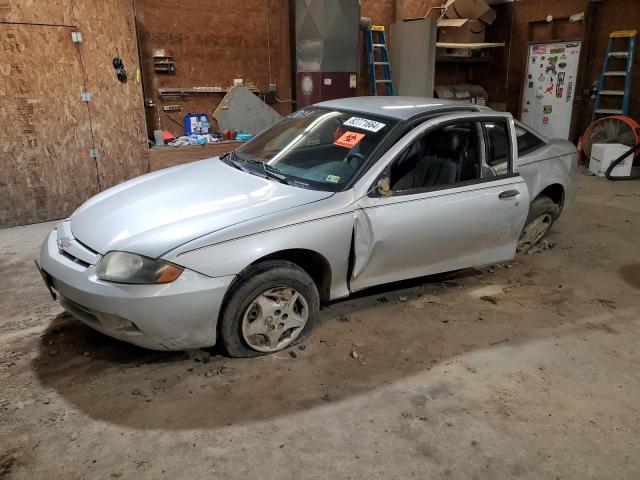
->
96;252;183;284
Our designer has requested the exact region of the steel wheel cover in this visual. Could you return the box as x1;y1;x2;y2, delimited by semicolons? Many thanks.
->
241;286;309;353
517;214;553;252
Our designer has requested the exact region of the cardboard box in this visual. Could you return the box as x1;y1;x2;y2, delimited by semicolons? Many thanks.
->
438;18;486;43
589;143;633;177
434;84;488;103
444;0;496;25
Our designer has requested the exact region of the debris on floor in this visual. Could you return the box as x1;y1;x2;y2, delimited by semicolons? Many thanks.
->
351;350;368;366
591;298;616;310
480;295;499;305
186;349;211;363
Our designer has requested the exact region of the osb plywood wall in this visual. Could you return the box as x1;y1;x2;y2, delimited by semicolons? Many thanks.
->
136;0;292;137
72;0;149;190
0;25;99;226
0;0;148;227
0;0;73;25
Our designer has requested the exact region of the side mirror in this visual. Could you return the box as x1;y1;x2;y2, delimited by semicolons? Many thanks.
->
377;177;391;198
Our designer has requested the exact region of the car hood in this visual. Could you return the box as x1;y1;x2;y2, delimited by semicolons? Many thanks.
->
70;158;333;258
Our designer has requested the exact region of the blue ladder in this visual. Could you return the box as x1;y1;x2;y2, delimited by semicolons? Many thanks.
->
592;30;636;121
365;25;394;96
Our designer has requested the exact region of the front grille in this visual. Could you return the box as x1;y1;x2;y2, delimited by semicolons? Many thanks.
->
59;249;91;268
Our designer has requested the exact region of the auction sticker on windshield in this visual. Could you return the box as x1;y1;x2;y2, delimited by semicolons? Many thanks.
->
343;117;386;132
334;131;365;149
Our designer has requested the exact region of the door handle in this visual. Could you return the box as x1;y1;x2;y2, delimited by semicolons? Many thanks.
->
499;189;520;199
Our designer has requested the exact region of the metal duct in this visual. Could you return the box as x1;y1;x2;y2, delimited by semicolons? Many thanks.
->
295;0;360;72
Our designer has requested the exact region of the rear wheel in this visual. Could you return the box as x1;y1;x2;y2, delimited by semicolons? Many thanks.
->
517;196;560;253
219;260;319;357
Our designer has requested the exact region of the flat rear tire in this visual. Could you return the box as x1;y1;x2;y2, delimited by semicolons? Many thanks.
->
517;196;560;253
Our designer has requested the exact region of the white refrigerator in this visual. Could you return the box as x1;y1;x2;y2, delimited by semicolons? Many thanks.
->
521;41;582;140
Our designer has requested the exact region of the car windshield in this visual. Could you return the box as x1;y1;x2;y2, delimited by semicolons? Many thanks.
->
233;107;398;191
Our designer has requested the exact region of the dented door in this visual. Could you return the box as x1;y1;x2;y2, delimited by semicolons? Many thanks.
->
350;178;530;291
349;112;530;292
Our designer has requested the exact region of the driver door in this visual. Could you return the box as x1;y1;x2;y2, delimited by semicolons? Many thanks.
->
350;112;530;292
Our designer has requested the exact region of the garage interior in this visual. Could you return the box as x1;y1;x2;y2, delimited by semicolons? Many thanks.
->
1;0;639;478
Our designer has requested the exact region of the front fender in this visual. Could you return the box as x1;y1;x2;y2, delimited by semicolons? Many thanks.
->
167;213;355;300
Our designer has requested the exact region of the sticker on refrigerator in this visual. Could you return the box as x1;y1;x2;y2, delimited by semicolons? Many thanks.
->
522;41;581;140
556;72;566;98
343;117;386;132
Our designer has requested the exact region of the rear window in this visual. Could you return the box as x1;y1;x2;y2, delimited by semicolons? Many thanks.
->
515;124;545;156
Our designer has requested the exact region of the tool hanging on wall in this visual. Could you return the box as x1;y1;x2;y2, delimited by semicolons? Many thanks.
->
112;49;127;83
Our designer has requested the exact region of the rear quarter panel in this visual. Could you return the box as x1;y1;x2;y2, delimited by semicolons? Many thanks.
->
518;139;578;210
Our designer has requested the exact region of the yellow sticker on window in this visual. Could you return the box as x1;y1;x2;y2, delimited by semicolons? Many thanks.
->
326;175;341;183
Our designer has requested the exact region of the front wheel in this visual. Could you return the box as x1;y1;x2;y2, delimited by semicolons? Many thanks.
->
517;196;560;253
219;260;319;357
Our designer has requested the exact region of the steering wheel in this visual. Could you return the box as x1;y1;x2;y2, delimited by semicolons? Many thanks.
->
345;152;365;167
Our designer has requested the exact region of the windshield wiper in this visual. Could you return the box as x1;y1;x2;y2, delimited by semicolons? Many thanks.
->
225;152;301;187
220;150;249;173
242;158;291;185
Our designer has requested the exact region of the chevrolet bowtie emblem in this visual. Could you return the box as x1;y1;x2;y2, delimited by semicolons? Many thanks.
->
58;236;72;249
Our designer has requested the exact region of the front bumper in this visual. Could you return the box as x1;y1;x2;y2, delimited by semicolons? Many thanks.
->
39;228;235;350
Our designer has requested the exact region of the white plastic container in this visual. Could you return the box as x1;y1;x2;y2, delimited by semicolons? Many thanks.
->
589;143;633;177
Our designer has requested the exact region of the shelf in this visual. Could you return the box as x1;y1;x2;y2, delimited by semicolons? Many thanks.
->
436;56;491;63
436;42;505;49
158;86;259;98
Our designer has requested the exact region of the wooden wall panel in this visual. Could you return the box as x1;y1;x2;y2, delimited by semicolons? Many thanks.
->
72;0;149;190
0;0;73;25
136;0;292;138
0;25;99;227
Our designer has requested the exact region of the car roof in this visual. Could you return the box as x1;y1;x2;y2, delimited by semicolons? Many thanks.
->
314;96;482;121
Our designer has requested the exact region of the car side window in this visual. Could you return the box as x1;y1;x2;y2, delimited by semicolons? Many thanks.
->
482;120;514;177
389;122;482;192
515;124;545;157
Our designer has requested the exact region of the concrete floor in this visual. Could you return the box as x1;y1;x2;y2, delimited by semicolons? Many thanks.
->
1;172;639;479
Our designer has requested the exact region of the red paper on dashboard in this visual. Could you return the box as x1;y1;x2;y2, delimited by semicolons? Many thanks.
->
334;131;365;149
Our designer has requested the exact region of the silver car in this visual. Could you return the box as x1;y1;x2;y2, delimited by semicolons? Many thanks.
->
37;97;578;356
